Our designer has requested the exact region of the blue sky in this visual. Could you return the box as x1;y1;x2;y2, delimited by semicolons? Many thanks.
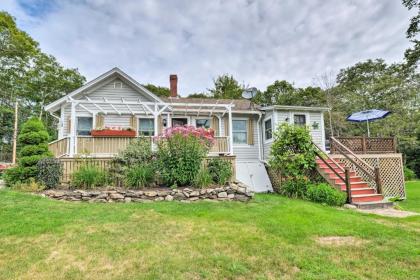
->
1;0;415;95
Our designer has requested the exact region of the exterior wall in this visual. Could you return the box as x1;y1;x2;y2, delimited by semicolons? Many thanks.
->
263;109;326;161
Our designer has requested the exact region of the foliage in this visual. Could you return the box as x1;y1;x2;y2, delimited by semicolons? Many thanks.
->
278;177;309;199
36;158;62;189
193;168;213;188
4;118;51;185
71;165;109;189
10;178;45;192
113;138;154;167
306;183;347;206
399;131;420;178
207;158;233;185
404;166;417;181
208;74;245;99
402;0;420;67
124;164;155;189
156;126;214;186
187;92;211;98
269;123;317;178
142;83;170;97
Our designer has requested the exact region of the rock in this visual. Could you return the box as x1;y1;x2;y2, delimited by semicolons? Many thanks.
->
189;197;199;201
174;193;185;200
155;197;164;201
235;195;249;202
237;187;246;194
344;204;357;209
183;192;190;198
124;197;132;203
199;189;207;195
109;193;124;200
206;188;214;194
190;191;199;197
217;192;228;198
145;191;157;197
183;188;192;193
96;193;108;199
165;195;174;201
227;194;235;199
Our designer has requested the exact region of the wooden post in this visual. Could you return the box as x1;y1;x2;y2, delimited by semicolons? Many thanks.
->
12;101;18;165
374;167;382;194
344;167;352;204
393;136;397;153
228;106;233;155
361;135;366;154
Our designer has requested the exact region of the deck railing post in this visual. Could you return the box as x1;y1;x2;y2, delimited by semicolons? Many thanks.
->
344;167;352;204
374;167;382;194
362;135;366;154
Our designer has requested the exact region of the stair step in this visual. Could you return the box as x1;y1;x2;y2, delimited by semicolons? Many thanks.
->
321;169;356;176
339;182;370;190
352;201;394;209
349;188;376;195
333;177;362;184
351;194;383;203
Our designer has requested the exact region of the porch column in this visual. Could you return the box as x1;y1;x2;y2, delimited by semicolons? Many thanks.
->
152;103;159;151
69;101;77;157
166;112;172;128
217;115;222;136
228;106;234;155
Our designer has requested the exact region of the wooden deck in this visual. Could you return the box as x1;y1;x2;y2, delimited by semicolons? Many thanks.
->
330;136;397;154
49;136;230;157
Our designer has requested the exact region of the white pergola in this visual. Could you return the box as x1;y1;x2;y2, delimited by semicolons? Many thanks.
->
65;97;235;156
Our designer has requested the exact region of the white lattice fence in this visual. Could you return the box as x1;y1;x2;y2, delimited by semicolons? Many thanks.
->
331;153;406;198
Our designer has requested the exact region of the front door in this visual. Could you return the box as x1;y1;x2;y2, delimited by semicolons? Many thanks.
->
172;118;188;127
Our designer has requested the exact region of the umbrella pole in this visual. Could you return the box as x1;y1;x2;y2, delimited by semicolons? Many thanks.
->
366;119;370;137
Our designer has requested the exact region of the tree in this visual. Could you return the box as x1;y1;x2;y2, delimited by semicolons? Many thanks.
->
314;72;337;136
208;74;244;99
187;92;211;99
142;84;170;97
4;118;52;185
402;0;420;67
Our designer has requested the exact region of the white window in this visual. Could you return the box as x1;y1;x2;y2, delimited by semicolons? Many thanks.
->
232;119;247;144
195;118;211;129
264;119;272;140
77;117;93;135
294;114;306;126
138;118;154;136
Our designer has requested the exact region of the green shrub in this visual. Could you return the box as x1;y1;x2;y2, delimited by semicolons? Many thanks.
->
156;126;213;186
404;166;416;181
269;123;316;179
71;165;109;189
5;118;52;184
207;158;233;185
11;178;45;192
37;158;62;189
113;138;154;166
306;183;347;206
124;164;155;189
194;168;213;188
280;177;309;199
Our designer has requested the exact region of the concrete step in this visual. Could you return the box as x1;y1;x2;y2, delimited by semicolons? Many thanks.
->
352;201;394;209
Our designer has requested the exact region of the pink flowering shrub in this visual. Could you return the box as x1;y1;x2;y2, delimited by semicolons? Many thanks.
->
156;126;215;186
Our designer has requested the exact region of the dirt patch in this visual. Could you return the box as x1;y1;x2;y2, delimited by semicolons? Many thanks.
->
357;208;419;218
315;236;368;246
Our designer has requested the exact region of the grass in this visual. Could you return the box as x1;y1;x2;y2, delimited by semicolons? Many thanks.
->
0;190;419;279
399;181;420;212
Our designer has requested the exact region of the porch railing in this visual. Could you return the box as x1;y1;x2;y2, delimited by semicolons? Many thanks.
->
49;136;230;157
330;136;397;154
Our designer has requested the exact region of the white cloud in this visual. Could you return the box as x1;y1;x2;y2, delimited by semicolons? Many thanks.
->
1;0;415;95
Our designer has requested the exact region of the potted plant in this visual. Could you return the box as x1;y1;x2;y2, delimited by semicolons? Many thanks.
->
91;127;136;137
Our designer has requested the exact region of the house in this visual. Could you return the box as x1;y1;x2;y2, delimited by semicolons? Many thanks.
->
45;67;329;192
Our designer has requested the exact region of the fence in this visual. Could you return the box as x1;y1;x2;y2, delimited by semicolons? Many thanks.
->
330;136;397;154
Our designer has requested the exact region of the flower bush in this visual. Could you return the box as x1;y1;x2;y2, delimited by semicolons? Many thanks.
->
156;126;214;186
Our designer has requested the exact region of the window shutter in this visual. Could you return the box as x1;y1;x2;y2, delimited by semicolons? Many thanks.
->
224;117;229;136
95;115;105;129
129;115;137;130
211;116;219;136
247;117;254;145
67;118;71;134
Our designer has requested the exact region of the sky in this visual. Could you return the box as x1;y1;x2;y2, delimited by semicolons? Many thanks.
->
0;0;415;96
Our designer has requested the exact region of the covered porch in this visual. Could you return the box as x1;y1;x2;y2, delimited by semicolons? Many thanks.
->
48;97;236;157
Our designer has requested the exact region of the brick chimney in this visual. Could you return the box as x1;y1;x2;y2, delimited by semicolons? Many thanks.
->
169;74;178;98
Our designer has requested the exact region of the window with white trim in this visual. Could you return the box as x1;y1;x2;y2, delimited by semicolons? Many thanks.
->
138;118;154;136
195;118;211;129
294;114;306;126
264;119;272;140
232;119;247;144
77;117;93;135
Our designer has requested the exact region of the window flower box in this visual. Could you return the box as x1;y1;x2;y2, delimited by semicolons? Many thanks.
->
91;129;136;137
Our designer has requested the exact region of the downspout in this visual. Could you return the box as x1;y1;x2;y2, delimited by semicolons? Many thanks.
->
256;113;263;161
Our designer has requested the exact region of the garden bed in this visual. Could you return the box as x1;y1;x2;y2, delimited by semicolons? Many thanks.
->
41;181;254;203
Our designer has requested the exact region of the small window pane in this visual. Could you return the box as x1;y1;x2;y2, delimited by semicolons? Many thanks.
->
232;120;247;144
196;119;210;128
294;114;306;126
233;132;247;144
233;120;246;131
265;119;272;140
139;119;154;136
77;117;92;135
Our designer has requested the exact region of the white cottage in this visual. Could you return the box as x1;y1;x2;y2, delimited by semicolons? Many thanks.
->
45;68;328;192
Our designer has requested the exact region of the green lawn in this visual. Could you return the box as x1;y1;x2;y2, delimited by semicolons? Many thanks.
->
0;190;419;280
399;181;420;212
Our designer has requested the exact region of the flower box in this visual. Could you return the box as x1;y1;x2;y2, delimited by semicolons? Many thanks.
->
91;129;136;137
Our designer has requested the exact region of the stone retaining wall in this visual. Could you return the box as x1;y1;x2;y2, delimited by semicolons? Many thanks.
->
42;181;253;203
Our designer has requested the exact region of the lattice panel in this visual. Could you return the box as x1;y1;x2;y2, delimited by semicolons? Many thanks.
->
332;154;405;198
331;137;396;154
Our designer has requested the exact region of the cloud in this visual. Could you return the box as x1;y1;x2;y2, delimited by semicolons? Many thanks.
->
1;0;415;95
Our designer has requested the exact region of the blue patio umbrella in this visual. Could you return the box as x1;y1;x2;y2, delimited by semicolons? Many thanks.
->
346;109;391;137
